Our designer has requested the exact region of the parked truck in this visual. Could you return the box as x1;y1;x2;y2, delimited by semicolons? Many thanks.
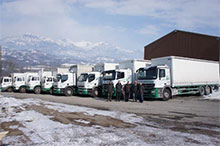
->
41;75;55;94
102;59;150;96
53;65;93;96
137;56;220;100
77;63;118;96
0;77;12;92
12;73;26;93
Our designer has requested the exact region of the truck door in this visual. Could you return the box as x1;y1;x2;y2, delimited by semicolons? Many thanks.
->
158;68;169;87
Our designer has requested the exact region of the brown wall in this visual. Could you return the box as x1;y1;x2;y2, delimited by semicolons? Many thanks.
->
144;30;220;61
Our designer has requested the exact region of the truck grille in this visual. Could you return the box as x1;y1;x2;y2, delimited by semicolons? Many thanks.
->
143;84;155;90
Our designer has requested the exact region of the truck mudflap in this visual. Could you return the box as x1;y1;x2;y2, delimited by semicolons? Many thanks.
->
143;88;163;98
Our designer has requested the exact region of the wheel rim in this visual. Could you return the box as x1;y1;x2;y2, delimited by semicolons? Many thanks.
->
94;89;98;96
205;86;211;95
200;87;205;95
164;91;170;98
67;89;72;95
35;87;40;94
21;88;25;93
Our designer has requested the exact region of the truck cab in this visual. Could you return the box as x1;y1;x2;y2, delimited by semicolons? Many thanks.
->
102;69;132;96
41;76;55;94
137;65;170;99
53;72;76;96
77;71;101;96
12;75;26;93
26;75;41;94
0;77;13;92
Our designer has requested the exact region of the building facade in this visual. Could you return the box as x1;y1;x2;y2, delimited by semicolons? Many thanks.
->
144;30;219;62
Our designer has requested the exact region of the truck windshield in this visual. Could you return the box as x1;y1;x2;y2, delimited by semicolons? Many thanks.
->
137;67;158;80
103;70;116;80
78;73;88;82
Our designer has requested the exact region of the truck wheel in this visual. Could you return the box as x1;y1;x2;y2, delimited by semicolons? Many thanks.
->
7;87;13;92
92;88;99;97
213;85;219;92
199;86;205;96
49;88;53;95
34;87;41;94
204;86;211;95
19;87;26;93
65;88;73;96
162;89;171;101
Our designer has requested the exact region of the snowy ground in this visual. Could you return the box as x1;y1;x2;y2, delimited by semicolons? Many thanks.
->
203;90;220;100
0;95;220;146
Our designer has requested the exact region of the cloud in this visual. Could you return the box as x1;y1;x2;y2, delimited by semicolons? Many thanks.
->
137;25;159;36
80;0;220;29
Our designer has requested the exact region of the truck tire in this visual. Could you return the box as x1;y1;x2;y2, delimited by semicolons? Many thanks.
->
65;88;73;96
199;86;205;96
92;88;99;97
49;88;53;95
162;89;171;101
204;86;211;95
34;87;41;94
7;87;13;92
19;87;26;93
213;85;219;92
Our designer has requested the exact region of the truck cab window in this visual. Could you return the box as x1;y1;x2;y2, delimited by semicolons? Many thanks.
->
4;79;9;82
61;75;68;83
117;72;124;79
159;69;165;78
17;78;23;81
88;74;95;82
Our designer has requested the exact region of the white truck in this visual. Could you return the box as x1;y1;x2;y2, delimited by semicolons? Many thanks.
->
38;70;55;94
41;75;55;94
137;56;220;100
12;73;27;93
53;65;93;96
102;59;150;96
0;77;12;92
77;63;118;96
24;72;40;94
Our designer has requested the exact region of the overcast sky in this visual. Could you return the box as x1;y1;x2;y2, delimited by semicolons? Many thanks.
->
1;0;219;55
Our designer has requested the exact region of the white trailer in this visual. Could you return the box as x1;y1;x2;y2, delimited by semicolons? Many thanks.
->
137;56;220;100
53;65;93;96
102;59;150;96
0;77;12;92
94;63;119;72
77;63;118;97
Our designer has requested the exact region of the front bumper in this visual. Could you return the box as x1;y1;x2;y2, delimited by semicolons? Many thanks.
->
143;88;163;98
78;88;89;95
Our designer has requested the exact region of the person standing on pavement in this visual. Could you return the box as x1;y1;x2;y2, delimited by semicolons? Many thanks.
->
131;80;138;102
107;81;114;102
116;80;122;102
138;82;144;103
123;81;130;102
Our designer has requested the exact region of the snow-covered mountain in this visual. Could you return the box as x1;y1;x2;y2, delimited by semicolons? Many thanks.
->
0;33;142;67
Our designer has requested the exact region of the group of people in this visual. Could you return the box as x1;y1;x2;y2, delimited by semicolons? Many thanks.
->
106;80;144;103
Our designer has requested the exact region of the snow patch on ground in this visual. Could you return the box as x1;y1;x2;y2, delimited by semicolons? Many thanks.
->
203;91;220;100
0;95;219;146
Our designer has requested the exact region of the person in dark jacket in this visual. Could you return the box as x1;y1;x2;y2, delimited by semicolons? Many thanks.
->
107;81;114;102
123;81;130;102
138;82;144;103
116;80;122;102
131;80;138;102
